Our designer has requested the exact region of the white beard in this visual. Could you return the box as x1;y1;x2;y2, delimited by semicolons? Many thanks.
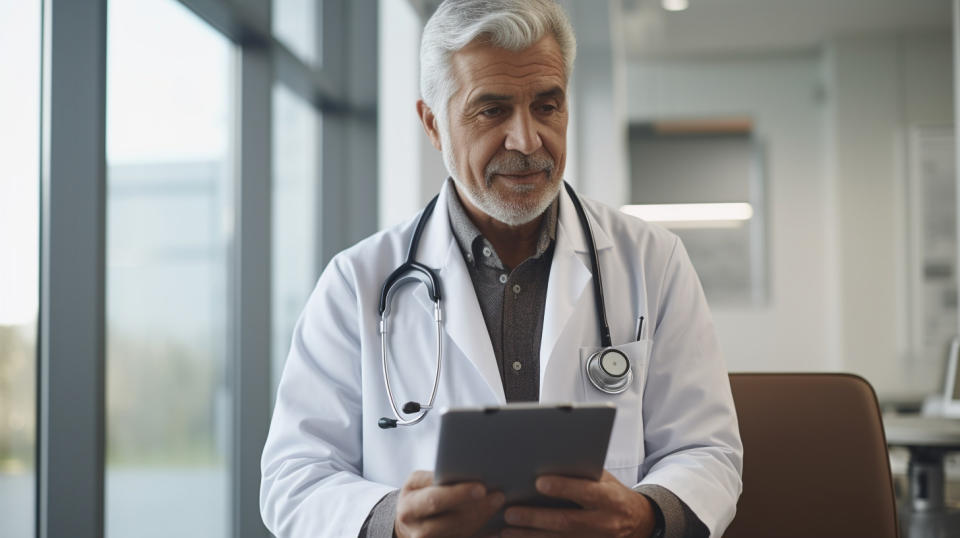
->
439;123;561;227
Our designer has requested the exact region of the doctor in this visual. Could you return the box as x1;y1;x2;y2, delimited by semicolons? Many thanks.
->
260;0;742;536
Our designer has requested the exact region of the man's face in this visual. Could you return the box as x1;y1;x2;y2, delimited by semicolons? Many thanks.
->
440;35;568;226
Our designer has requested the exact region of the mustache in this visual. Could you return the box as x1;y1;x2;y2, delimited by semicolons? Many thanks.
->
484;151;555;185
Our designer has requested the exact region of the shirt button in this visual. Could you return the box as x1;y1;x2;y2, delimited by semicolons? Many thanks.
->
512;284;521;294
482;246;492;257
499;274;508;284
512;361;522;371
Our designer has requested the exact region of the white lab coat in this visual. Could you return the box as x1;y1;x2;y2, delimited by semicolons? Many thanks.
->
260;180;743;537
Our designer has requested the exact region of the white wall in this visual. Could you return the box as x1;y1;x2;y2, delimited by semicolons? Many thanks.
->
628;54;838;374
626;33;954;398
561;0;630;206
377;0;446;230
824;33;953;397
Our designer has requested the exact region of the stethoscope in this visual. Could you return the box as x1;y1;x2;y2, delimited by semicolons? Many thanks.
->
377;182;633;429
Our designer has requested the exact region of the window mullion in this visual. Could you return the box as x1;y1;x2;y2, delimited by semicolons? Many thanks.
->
231;15;274;538
38;1;108;537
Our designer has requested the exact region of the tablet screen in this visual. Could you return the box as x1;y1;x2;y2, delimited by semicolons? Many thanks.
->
434;403;616;528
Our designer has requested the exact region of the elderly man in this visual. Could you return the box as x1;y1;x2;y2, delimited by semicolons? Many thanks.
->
260;1;743;536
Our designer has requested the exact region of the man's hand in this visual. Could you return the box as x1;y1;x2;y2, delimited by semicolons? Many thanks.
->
394;470;505;538
500;470;656;538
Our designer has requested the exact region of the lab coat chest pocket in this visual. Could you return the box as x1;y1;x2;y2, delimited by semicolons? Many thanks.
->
578;339;651;486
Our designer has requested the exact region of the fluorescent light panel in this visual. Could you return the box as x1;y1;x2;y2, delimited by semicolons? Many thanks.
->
621;203;754;225
662;0;690;12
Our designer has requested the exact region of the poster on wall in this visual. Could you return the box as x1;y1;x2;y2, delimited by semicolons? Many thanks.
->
908;125;957;387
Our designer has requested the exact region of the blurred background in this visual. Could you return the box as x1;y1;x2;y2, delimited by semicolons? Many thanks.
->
0;0;956;536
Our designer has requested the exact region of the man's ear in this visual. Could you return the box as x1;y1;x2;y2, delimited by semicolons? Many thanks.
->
416;100;444;152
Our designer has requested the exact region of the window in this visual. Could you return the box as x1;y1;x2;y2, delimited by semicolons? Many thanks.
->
0;2;41;536
106;0;233;535
29;0;374;532
271;84;322;395
274;0;322;67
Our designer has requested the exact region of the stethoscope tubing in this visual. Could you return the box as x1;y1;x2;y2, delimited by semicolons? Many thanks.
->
377;181;624;428
380;301;442;426
563;182;612;347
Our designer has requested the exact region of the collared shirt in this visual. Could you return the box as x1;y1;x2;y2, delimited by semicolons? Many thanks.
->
444;183;557;402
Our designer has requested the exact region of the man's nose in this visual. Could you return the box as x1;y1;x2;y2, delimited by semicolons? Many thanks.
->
503;111;543;155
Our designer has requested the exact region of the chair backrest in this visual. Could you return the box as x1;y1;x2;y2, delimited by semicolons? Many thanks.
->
724;373;899;538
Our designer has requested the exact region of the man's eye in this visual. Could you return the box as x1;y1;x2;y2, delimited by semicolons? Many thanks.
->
539;104;558;113
480;107;503;118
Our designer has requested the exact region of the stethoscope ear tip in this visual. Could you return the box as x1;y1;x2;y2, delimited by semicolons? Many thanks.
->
378;417;398;429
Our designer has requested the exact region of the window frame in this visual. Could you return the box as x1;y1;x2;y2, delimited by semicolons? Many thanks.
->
37;1;378;537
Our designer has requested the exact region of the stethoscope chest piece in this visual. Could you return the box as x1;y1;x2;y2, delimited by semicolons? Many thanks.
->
585;348;633;395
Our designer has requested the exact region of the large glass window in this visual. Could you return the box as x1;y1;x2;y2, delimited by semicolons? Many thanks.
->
106;0;233;535
0;2;41;537
271;84;321;395
274;0;321;67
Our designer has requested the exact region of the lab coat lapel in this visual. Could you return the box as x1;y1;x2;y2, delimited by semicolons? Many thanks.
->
539;186;614;387
412;181;506;404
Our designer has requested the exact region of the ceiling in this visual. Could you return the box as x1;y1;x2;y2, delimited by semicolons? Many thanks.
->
619;0;952;59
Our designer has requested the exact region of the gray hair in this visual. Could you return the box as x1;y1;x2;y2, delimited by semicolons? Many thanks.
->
419;0;577;131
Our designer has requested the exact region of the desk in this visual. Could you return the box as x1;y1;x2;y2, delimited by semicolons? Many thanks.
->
883;415;960;537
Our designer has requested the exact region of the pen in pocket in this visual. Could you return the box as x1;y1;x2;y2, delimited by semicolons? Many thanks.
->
635;316;644;341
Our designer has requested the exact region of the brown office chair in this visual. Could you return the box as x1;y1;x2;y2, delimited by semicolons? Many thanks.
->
724;373;899;538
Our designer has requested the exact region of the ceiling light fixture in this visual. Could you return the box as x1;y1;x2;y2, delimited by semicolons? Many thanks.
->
620;203;754;229
662;0;689;12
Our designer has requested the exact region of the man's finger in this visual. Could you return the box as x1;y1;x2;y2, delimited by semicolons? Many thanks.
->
502;506;596;533
405;481;488;519
402;470;434;492
534;474;605;508
499;528;558;538
414;492;505;536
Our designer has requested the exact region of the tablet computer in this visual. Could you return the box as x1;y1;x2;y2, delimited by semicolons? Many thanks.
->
434;402;616;528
